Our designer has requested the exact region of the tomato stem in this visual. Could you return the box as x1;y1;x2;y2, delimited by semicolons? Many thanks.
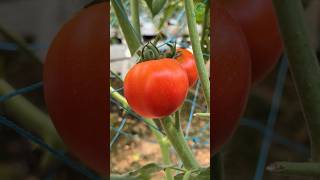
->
152;32;165;45
138;42;161;62
0;20;67;173
166;42;177;58
130;0;141;39
267;162;320;177
184;0;210;108
155;129;174;180
0;81;59;138
175;110;181;130
0;24;40;63
161;116;200;170
110;86;174;179
0;79;64;169
193;113;210;118
200;1;210;61
272;0;320;161
111;0;142;55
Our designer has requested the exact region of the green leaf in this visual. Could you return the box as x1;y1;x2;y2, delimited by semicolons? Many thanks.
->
110;163;173;180
144;0;167;17
174;167;210;180
195;2;206;24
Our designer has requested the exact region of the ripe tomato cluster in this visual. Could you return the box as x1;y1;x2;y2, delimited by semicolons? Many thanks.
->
219;0;283;83
213;0;283;152
124;59;189;118
176;48;199;87
43;0;283;175
124;48;198;118
213;5;251;152
44;3;108;175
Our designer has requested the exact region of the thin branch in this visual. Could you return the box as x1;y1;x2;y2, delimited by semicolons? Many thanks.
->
193;113;209;118
272;0;320;161
267;162;320;177
110;85;174;179
161;116;200;170
111;0;142;55
130;0;141;39
0;24;41;63
184;0;210;108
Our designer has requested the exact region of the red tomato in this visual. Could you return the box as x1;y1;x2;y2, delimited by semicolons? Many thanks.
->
213;5;251;151
124;59;189;118
219;0;283;83
175;48;198;87
43;3;107;175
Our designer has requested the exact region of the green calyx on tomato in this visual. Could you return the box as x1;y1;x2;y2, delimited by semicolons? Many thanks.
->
124;35;199;118
138;42;161;62
135;36;199;88
136;39;177;63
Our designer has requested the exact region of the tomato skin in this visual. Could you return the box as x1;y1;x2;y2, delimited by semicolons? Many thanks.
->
213;6;251;151
219;0;283;83
124;59;189;118
175;48;199;87
43;3;107;175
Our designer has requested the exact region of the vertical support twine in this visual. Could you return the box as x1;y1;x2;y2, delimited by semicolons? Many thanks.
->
254;57;289;180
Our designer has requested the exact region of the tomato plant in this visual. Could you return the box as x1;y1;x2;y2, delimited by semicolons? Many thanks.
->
195;2;206;24
219;0;283;83
43;3;107;175
175;48;198;87
124;59;189;118
213;5;251;151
